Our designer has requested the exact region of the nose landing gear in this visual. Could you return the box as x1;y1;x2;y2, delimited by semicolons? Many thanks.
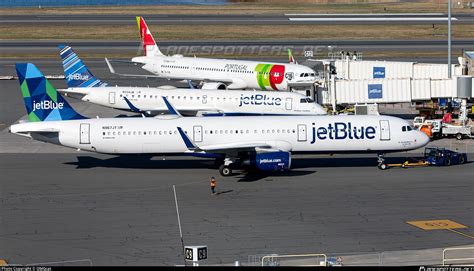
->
377;153;388;170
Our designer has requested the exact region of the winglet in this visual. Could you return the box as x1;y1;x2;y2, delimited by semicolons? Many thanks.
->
104;58;116;74
177;127;198;151
162;96;182;117
187;80;196;89
288;48;297;64
123;97;141;113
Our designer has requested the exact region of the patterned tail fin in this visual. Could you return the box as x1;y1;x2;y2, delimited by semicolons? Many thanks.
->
59;45;108;88
16;63;86;122
136;16;164;56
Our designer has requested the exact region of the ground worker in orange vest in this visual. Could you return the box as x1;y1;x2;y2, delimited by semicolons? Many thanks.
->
210;176;217;195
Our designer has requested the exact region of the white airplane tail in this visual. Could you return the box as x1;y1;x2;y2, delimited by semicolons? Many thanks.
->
136;16;164;57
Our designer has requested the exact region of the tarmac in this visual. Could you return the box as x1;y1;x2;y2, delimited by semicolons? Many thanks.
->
1;57;474;265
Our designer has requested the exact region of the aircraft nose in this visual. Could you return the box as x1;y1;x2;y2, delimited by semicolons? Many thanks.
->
416;130;430;147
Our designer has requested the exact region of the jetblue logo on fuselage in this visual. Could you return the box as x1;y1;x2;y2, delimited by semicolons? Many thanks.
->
32;100;64;112
310;122;376;144
67;73;89;81
239;94;282;107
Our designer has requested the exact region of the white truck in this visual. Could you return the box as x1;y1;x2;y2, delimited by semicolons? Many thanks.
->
413;116;473;140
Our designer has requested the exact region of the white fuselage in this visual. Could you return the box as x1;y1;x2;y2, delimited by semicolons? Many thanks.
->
61;87;326;116
131;55;317;91
11;115;429;155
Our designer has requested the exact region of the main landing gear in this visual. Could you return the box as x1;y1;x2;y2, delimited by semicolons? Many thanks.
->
377;153;388;170
218;157;236;177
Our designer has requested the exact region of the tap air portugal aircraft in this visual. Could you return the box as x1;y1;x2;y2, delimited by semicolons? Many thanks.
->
58;45;326;116
109;16;317;91
11;64;430;176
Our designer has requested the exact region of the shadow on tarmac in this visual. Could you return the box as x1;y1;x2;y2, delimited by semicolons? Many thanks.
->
65;155;423;170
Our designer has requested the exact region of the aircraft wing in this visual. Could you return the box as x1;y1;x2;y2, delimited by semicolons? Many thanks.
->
105;58;163;78
200;142;273;153
177;127;283;155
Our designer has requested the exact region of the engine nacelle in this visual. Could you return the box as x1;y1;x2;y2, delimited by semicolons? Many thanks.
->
201;82;227;90
255;151;291;172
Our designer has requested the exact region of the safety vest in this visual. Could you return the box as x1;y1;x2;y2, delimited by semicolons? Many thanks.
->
211;180;216;187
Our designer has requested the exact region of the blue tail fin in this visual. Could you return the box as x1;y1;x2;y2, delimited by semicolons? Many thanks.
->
16;63;87;122
58;45;107;88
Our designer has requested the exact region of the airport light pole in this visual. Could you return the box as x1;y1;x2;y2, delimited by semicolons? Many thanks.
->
448;0;452;78
173;185;186;265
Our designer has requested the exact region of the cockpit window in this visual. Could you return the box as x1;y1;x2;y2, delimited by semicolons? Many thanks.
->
300;98;307;103
300;73;304;77
402;125;413;132
305;98;313;103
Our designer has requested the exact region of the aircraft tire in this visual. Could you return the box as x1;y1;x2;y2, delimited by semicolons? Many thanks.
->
219;165;232;177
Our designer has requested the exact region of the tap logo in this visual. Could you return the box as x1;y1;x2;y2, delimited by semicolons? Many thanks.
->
67;73;89;81
310;122;377;144
32;100;64;112
239;94;282;107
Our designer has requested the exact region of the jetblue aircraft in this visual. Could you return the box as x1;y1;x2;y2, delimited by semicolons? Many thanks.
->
10;64;430;176
107;17;317;91
58;45;326;116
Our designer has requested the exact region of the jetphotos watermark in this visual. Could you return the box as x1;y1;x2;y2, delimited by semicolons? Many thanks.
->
160;45;326;57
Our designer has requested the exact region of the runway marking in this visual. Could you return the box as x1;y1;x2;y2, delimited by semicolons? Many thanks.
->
407;220;474;239
285;13;445;16
289;17;457;22
407;220;467;230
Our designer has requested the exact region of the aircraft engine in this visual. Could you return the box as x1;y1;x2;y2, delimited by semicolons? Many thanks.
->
201;82;227;90
243;151;291;172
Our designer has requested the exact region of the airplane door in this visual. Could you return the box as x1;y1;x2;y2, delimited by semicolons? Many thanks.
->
109;92;116;105
379;120;390;141
80;123;90;144
285;98;292;110
193;125;203;142
297;124;307;142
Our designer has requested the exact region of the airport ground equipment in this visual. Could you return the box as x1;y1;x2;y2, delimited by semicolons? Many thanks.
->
380;147;467;169
414;116;474;140
424;147;467;166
